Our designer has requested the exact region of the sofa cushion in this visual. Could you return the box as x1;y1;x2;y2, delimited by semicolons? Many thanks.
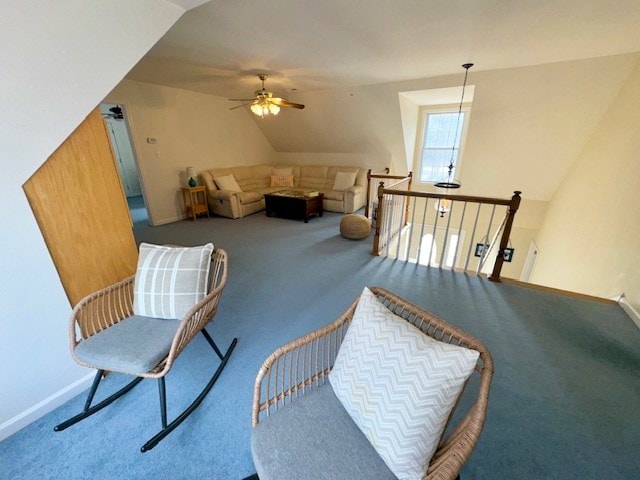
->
238;191;262;205
299;165;328;190
332;171;357;191
237;165;272;191
133;243;214;320
322;189;344;201
329;287;480;480
272;167;293;176
214;174;242;192
251;382;396;480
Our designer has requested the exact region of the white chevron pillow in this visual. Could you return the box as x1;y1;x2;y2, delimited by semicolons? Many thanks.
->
329;287;479;480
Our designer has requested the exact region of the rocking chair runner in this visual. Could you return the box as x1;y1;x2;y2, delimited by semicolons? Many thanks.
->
54;246;237;452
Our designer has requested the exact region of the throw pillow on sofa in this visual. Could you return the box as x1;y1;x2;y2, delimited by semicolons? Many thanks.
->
214;174;242;192
270;175;294;188
333;171;357;191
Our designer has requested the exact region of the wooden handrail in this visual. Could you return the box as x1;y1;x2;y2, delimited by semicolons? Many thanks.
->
371;174;408;180
380;189;512;206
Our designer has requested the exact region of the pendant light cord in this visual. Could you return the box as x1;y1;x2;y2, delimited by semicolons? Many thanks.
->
447;63;473;178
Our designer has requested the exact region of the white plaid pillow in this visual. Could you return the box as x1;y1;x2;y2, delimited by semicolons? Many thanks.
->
133;243;214;320
329;287;479;480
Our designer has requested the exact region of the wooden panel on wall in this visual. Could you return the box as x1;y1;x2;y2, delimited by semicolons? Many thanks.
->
23;108;138;306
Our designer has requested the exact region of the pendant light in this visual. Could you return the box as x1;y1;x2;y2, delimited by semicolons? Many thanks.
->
434;63;473;190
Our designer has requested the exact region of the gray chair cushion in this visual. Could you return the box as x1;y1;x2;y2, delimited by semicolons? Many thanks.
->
74;315;179;375
251;382;397;480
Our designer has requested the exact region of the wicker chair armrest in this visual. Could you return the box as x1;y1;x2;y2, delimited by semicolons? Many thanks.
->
426;364;492;480
148;248;228;379
69;275;135;348
151;281;226;378
251;297;359;426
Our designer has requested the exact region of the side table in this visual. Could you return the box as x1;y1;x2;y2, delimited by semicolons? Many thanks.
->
181;186;209;221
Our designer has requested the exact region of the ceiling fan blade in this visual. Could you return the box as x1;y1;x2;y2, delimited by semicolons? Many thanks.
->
229;102;256;111
271;98;305;109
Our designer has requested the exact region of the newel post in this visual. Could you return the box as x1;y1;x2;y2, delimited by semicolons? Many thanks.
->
365;169;372;218
372;181;385;255
489;191;522;282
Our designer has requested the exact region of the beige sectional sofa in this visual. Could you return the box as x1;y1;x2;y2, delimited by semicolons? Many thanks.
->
200;165;367;219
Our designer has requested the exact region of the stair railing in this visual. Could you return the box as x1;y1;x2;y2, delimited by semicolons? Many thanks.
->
373;187;521;282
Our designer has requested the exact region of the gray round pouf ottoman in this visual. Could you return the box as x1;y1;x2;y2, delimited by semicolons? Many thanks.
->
340;214;371;240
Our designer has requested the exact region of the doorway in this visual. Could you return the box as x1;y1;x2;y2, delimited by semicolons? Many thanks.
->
99;103;149;225
520;241;539;282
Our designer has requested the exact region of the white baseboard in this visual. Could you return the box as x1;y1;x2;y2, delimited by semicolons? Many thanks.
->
619;296;640;330
0;372;94;442
152;215;183;226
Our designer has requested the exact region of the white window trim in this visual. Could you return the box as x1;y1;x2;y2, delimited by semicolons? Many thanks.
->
413;103;472;185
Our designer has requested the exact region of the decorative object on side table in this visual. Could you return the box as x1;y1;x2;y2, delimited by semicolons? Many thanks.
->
186;166;197;187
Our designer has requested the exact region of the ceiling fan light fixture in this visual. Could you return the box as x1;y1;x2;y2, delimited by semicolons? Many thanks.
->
230;74;305;116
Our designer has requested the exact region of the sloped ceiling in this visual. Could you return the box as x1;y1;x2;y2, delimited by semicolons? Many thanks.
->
129;0;640;97
124;0;640;201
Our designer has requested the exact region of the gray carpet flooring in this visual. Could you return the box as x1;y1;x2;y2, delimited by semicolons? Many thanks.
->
127;195;149;226
1;211;639;479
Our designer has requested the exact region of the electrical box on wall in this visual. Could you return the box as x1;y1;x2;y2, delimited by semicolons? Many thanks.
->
503;248;514;262
474;243;489;257
475;243;515;262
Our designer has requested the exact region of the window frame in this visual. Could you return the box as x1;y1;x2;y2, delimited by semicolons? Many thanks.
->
413;104;472;185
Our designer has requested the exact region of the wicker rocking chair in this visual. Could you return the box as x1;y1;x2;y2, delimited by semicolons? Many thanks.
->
55;246;237;452
251;287;493;480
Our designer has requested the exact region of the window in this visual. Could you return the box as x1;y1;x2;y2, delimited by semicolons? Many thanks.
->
408;227;466;268
416;106;470;183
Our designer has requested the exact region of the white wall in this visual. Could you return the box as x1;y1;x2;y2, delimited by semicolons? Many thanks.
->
530;59;640;311
0;0;184;439
275;152;389;172
255;54;638;202
104;80;276;225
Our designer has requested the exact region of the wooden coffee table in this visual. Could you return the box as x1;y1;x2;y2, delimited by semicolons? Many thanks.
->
264;190;324;223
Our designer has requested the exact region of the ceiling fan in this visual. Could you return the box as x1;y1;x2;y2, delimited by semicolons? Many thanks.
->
229;74;304;116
